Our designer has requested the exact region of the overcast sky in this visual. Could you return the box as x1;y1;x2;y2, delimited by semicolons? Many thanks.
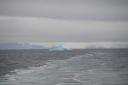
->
0;0;128;43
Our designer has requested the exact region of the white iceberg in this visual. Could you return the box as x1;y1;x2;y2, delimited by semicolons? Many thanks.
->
48;44;71;51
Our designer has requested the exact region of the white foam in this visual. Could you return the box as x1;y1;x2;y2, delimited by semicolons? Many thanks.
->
1;54;89;84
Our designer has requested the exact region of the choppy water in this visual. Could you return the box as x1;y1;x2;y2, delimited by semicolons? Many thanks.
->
0;49;128;85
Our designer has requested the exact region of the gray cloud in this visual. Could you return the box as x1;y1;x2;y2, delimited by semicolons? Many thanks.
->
0;0;128;43
0;0;128;21
0;16;128;42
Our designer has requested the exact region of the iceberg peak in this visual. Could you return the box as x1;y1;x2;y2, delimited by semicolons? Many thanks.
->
48;44;71;51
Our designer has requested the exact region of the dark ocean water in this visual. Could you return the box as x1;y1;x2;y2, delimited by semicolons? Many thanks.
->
0;49;128;85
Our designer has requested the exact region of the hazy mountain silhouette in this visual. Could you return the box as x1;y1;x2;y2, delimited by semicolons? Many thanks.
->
0;43;45;49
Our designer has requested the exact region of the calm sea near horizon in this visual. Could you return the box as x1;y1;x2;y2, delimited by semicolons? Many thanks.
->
0;49;128;85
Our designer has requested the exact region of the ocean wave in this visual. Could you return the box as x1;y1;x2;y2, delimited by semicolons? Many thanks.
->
0;51;128;85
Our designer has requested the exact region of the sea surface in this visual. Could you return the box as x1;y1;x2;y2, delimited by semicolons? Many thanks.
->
0;49;128;85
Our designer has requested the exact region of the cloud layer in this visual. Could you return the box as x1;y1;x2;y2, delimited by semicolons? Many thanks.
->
0;16;128;42
0;0;128;42
0;0;128;21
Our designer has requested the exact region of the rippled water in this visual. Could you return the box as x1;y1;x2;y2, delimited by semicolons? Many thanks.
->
0;49;128;85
